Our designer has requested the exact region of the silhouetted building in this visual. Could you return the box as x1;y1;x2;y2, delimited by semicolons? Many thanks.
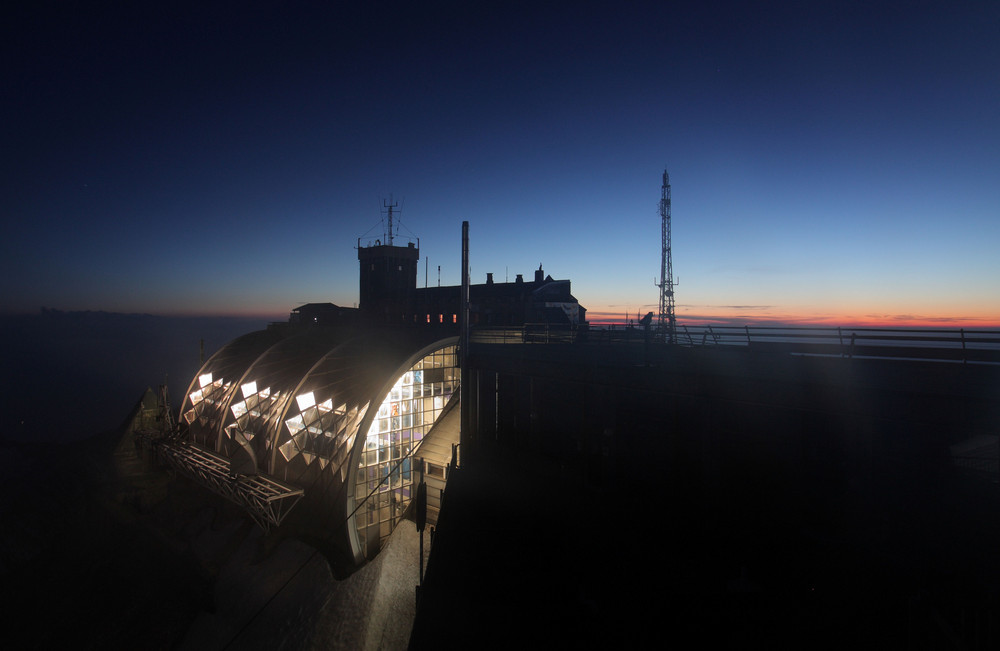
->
288;302;358;327
357;238;586;328
357;240;420;323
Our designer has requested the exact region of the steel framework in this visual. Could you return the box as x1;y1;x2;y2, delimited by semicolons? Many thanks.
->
656;169;677;343
155;439;304;532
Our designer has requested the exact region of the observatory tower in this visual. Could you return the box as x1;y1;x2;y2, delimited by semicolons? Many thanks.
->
357;199;419;323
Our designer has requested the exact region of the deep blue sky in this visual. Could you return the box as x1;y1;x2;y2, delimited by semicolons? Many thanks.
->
4;1;998;325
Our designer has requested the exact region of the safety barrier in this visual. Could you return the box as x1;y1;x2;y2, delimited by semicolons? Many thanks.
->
470;324;1000;365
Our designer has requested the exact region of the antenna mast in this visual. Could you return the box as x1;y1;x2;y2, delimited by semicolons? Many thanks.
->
382;196;399;245
656;169;677;343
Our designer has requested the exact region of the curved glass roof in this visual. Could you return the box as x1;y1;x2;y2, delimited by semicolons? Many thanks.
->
216;330;345;470
175;326;459;572
180;329;287;449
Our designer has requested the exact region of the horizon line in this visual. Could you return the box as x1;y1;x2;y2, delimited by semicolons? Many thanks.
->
6;307;999;331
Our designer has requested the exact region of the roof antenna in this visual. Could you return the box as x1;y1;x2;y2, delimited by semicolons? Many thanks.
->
382;195;399;245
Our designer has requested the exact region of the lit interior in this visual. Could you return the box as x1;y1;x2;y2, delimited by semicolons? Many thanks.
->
354;344;458;554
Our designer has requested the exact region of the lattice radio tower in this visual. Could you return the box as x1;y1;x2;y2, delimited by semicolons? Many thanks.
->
656;169;677;343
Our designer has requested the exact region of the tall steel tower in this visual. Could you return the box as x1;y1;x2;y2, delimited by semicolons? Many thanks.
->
656;169;677;343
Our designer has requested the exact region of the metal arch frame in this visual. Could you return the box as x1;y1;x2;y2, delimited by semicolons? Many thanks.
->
177;330;286;454
208;337;301;456
264;335;365;473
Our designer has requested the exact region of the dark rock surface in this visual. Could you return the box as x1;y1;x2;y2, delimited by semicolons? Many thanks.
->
2;428;423;650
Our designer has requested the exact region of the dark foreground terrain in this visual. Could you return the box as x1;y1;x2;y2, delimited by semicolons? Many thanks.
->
1;425;422;650
409;342;1000;648
4;411;1000;649
412;447;1000;649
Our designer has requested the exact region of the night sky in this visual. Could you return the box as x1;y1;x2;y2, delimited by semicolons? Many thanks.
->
4;1;999;326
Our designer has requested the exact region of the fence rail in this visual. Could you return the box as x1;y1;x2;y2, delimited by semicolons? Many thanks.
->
469;324;1000;365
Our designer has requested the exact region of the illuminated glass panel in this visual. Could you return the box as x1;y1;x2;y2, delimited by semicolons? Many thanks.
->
285;414;305;436
354;345;459;554
222;380;281;463
279;439;297;462
182;376;232;447
178;329;290;451
296;391;315;411
279;386;368;467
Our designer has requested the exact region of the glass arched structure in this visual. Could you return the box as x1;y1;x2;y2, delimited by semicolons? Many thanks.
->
174;327;459;574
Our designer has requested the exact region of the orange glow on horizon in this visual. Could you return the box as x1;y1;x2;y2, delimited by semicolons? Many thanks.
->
584;307;1000;329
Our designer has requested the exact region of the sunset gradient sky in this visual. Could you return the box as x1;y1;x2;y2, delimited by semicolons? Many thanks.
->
4;2;998;327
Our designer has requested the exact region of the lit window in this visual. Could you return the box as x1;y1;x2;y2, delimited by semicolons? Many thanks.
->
296;391;316;411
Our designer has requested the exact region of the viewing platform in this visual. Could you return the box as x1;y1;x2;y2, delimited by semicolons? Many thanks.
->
154;439;304;531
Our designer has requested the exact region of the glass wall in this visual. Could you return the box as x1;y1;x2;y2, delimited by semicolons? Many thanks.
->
354;345;459;554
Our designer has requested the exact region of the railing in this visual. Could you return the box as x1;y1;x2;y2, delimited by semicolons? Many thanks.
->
471;324;577;344
675;325;1000;364
469;324;1000;365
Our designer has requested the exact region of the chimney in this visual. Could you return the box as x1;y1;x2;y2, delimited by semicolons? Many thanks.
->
486;272;494;285
534;264;544;283
515;274;523;284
